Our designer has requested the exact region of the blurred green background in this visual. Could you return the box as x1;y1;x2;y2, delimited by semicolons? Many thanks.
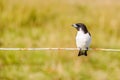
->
0;0;120;80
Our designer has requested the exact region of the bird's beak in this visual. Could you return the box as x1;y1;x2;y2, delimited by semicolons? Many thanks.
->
72;24;74;27
72;24;77;28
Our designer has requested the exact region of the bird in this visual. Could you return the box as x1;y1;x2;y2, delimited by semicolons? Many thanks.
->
72;23;91;56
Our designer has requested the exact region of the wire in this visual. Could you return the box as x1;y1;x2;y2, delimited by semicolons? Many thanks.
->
0;48;120;52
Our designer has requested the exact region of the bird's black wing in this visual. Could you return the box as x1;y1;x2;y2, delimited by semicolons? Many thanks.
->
88;32;91;36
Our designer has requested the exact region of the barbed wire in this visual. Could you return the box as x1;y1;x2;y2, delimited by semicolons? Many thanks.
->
0;48;120;52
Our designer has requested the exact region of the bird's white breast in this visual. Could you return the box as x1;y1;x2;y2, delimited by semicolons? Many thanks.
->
76;31;91;49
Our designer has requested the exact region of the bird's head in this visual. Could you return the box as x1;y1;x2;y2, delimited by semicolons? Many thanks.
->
72;23;88;33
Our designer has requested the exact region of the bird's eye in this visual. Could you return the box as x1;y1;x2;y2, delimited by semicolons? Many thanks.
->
76;24;80;27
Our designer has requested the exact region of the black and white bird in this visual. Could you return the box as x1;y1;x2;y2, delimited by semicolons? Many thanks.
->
72;23;91;56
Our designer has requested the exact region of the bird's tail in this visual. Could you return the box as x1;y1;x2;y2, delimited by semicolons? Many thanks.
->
78;50;87;56
84;50;87;56
78;50;82;56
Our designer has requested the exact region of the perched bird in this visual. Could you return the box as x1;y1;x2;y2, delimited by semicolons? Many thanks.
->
72;23;91;56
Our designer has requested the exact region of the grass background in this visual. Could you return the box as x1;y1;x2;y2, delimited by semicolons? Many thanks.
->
0;0;120;80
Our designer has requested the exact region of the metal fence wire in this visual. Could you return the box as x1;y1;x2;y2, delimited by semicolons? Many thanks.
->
0;48;120;52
